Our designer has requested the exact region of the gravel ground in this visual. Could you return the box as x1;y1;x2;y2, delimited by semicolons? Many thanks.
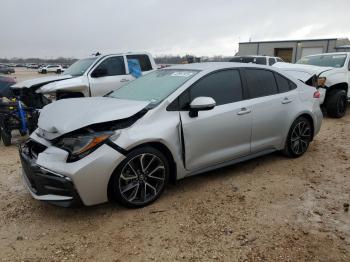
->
0;69;349;261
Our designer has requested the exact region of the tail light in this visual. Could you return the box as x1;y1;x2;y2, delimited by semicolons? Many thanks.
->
313;91;321;98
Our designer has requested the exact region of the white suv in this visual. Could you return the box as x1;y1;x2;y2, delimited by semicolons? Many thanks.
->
274;52;349;118
38;65;64;74
230;56;284;66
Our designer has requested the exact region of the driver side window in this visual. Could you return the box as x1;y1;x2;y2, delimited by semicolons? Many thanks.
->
93;56;126;77
168;70;243;111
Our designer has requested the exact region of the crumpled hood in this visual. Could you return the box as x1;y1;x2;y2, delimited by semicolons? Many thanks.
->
38;97;149;139
11;75;73;90
273;62;334;82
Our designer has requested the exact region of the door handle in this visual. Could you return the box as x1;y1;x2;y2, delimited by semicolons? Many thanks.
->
281;98;293;104
120;79;129;83
237;108;251;115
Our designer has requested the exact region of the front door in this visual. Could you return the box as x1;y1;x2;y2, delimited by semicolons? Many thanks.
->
179;69;252;171
88;56;131;96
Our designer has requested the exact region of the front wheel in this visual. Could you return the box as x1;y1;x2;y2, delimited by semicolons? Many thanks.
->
325;89;347;118
283;117;312;158
111;147;169;208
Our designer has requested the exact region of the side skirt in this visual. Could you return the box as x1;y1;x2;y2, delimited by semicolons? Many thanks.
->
186;149;276;178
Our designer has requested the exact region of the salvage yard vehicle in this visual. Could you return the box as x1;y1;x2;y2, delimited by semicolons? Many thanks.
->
38;65;64;74
14;52;157;100
274;52;350;118
19;63;322;208
0;64;15;74
1;76;39;146
230;55;284;66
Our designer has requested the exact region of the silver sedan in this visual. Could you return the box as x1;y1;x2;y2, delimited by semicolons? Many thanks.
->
19;63;323;208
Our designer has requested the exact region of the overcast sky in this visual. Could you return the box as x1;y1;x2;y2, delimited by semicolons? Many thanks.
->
1;0;349;58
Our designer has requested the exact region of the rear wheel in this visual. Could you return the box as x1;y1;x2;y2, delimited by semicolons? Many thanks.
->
111;147;169;208
325;89;347;118
283;117;312;158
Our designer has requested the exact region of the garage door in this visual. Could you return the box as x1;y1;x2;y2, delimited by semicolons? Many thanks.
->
274;48;293;63
301;47;323;58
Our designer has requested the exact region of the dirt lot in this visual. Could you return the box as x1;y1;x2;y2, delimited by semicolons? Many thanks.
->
0;69;350;261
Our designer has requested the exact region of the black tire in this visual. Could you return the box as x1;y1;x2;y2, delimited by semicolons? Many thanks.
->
56;69;62;74
110;146;169;208
1;129;12;146
325;89;347;118
283;117;312;158
42;69;47;74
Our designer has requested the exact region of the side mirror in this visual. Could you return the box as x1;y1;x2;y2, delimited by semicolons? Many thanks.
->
189;97;216;117
91;68;108;78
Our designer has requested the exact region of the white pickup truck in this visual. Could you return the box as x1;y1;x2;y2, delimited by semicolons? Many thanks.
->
12;52;157;101
273;52;349;118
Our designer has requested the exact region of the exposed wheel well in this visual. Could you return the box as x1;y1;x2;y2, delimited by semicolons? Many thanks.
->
298;114;315;141
326;83;348;96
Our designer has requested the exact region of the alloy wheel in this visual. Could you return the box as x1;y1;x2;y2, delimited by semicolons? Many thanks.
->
290;121;311;155
118;153;166;205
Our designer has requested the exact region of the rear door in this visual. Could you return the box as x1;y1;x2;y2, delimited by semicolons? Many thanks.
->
179;69;252;171
88;56;129;96
243;68;296;152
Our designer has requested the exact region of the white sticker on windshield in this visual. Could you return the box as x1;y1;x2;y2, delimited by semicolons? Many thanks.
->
171;72;194;77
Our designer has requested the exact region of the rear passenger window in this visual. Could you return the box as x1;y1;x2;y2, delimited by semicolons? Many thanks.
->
190;70;243;106
245;69;278;98
126;55;153;71
274;73;290;93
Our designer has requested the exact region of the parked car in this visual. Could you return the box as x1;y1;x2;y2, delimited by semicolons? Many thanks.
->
38;65;64;74
273;52;350;118
19;62;322;208
230;55;284;66
27;63;40;69
13;52;157;100
0;64;15;74
0;75;16;98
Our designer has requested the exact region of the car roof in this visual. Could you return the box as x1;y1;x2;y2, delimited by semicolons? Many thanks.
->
81;51;152;60
165;62;272;71
304;52;350;57
234;55;274;58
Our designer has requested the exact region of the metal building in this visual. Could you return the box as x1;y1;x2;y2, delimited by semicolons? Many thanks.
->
238;38;350;63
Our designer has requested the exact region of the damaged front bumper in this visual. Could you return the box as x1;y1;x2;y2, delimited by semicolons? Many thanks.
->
19;142;82;207
19;134;126;207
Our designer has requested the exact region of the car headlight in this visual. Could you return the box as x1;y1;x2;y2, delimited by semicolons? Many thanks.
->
55;132;113;162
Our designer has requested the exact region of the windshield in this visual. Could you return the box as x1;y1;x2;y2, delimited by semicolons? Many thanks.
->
296;54;347;68
108;69;199;104
63;57;97;76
